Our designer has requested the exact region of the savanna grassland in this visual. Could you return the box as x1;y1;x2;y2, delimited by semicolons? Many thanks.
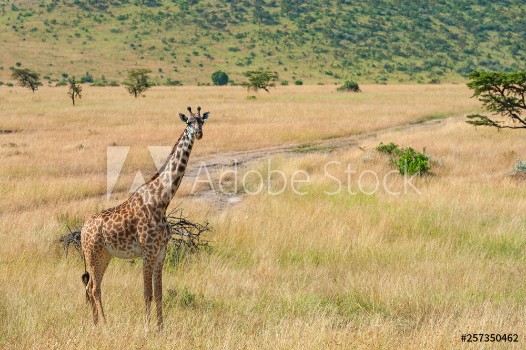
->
1;84;525;349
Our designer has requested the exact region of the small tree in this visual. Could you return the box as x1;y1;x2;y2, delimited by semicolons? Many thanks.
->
11;68;41;92
67;77;82;106
466;71;526;129
211;70;229;86
241;68;278;93
123;69;151;98
337;80;361;92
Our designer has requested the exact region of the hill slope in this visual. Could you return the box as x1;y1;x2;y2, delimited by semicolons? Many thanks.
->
0;0;525;85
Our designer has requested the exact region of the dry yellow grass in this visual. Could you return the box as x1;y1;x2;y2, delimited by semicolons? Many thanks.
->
0;84;478;213
1;85;524;349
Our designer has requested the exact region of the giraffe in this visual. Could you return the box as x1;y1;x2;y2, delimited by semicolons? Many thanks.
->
80;106;210;329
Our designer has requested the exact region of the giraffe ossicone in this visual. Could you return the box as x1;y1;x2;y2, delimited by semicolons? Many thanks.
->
80;106;210;329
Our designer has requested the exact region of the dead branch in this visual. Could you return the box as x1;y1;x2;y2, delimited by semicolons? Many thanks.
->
58;227;82;257
166;207;212;254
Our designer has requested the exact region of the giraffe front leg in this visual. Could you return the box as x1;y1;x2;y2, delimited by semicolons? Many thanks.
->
153;248;167;330
143;259;154;325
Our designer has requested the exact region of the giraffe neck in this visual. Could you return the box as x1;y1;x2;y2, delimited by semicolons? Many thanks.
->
137;125;195;212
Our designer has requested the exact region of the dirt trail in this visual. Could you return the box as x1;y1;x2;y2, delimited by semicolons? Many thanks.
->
186;116;447;179
181;115;452;210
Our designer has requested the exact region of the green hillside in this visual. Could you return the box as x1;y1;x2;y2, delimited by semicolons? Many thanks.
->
0;0;525;85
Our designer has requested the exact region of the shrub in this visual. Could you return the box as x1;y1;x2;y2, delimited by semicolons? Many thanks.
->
376;142;400;155
396;148;430;175
377;142;430;175
337;79;361;92
294;80;303;85
280;80;289;86
513;158;526;173
81;71;93;83
164;78;183;86
91;75;112;86
211;70;229;86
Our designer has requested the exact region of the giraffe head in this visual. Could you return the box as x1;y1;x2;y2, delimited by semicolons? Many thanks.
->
179;106;210;140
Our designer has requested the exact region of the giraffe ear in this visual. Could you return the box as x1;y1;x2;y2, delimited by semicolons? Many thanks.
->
179;113;188;123
202;112;210;120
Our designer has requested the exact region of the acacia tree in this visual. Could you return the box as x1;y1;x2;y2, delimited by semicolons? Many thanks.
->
466;71;526;129
67;77;82;106
123;69;151;98
241;68;278;93
11;68;42;92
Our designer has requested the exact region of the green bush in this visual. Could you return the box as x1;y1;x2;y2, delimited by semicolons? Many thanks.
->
376;142;399;155
164;78;183;86
211;70;229;86
294;80;303;85
280;80;289;86
81;71;93;83
514;158;526;173
337;80;361;92
396;148;430;175
376;142;430;175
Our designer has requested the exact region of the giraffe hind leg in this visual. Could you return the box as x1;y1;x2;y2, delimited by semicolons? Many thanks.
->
86;250;112;325
86;276;99;324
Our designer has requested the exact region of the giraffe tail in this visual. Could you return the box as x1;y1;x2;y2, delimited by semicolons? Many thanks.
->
81;242;91;304
81;271;90;303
